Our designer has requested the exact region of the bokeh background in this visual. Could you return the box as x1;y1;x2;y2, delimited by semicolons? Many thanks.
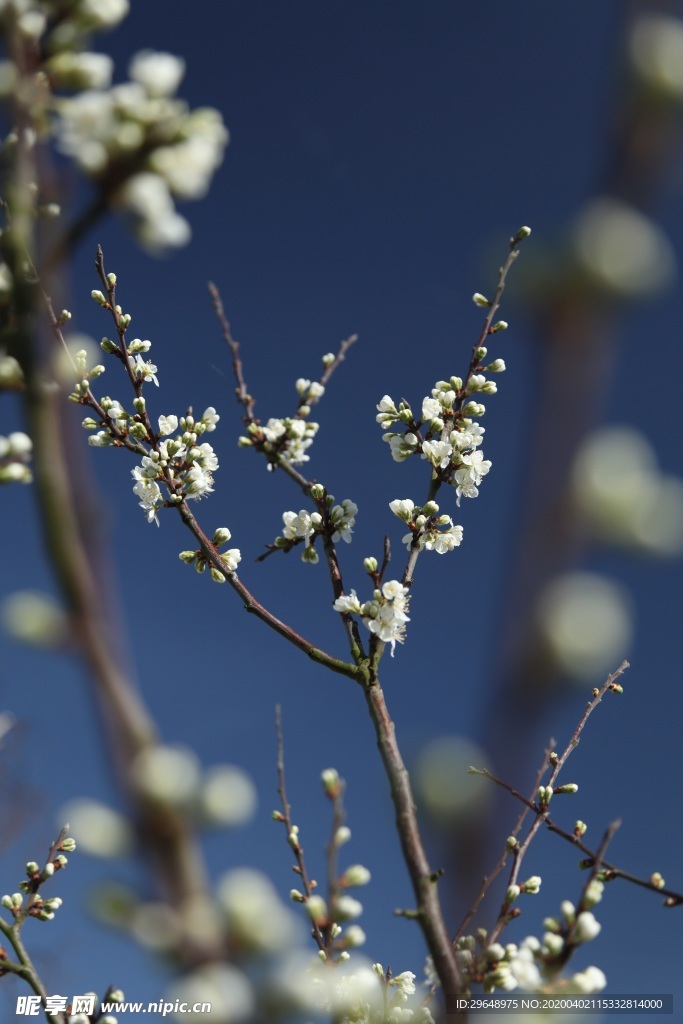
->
2;0;683;1018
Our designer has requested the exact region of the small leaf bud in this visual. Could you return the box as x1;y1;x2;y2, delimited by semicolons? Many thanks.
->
91;290;107;306
472;292;490;307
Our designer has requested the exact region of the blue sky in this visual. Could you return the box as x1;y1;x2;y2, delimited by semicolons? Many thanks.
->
2;1;682;1017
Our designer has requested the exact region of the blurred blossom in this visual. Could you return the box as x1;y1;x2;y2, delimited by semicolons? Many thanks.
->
572;427;683;555
537;572;633;683
415;736;492;823
199;764;257;827
60;798;133;857
573;198;676;297
216;868;298;953
1;590;67;647
129;50;186;98
166;963;254;1023
130;901;181;951
129;744;202;806
630;14;683;100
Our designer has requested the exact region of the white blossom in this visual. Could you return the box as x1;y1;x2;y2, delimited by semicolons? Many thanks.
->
129;50;185;98
421;438;452;470
158;414;178;436
128;353;159;386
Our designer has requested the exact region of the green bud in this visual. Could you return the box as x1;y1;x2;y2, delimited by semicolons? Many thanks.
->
513;225;532;243
322;352;335;365
178;551;197;565
574;820;587;836
212;527;232;546
25;862;39;876
289;889;305;903
310;483;325;500
129;423;148;439
210;567;226;583
554;783;578;794
82;418;98;430
422;501;439;516
490;320;508;333
91;290;106;306
472;292;490;307
100;337;119;354
321;768;341;796
133;397;145;413
363;557;378;574
106;272;117;286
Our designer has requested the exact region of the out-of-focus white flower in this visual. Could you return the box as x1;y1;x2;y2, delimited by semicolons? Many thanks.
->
129;50;185;98
217;868;298;953
199;765;257;827
60;799;133;857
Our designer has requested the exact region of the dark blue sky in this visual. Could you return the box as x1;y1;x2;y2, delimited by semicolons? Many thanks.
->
3;1;683;1017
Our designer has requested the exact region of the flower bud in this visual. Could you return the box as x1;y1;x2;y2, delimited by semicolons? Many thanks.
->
513;225;532;243
334;826;351;847
505;885;520;903
289;889;305;903
472;292;490;307
574;820;587;837
210;568;226;583
212;527;232;546
343;924;366;948
554;783;578;794
25;862;39;876
650;872;665;890
42;863;54;878
322;352;335;366
178;551;197;565
363;557;378;574
487;358;506;372
310;483;325;500
522;875;542;894
106;273;117;286
100;337;119;354
305;895;327;925
573;911;601;944
543;932;564;956
91;290;106;306
118;313;131;329
321;768;341;796
340;864;371;887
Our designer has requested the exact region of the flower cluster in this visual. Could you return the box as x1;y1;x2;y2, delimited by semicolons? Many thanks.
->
377;358;504;505
50;40;227;251
389;498;463;554
453;878;606;996
0;431;32;484
128;408;221;525
179;527;242;583
276;497;358;563
240;415;320;469
333;580;410;655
